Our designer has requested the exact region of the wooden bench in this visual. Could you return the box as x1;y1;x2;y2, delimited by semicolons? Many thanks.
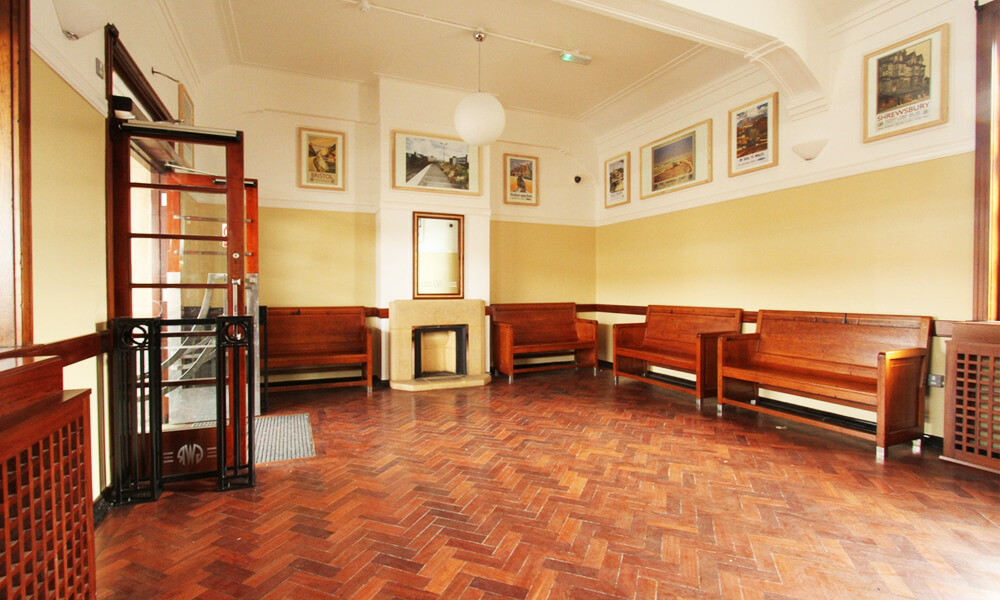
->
613;305;743;407
490;303;598;383
717;310;933;461
262;306;373;398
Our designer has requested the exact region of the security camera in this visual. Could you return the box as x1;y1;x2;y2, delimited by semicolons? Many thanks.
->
574;175;582;183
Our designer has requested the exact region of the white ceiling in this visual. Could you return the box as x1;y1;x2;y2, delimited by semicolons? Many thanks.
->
164;0;887;121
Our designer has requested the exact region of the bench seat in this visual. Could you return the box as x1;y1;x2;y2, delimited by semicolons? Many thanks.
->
721;363;878;405
268;352;370;368
613;306;743;406
262;306;373;402
718;310;933;461
616;343;695;367
491;302;598;382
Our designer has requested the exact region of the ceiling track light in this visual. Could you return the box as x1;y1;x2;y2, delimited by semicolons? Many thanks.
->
345;0;591;67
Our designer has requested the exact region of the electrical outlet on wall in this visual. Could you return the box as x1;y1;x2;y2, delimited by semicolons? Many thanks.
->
95;58;104;79
927;373;944;388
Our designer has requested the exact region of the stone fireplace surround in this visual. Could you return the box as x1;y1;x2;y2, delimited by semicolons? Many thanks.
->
388;299;491;391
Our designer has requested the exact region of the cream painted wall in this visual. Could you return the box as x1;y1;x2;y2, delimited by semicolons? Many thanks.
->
257;207;375;307
30;53;109;496
596;153;974;437
490;221;596;304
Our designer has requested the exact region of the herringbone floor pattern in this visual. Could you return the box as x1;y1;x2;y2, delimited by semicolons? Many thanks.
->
96;369;1000;599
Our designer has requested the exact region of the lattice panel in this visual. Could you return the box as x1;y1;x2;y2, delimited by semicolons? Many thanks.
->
946;340;1000;471
1;396;95;600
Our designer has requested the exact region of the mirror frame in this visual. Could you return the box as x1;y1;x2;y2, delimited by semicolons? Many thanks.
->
413;211;464;299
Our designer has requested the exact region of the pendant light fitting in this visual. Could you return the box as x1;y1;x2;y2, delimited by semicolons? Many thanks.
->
454;29;506;146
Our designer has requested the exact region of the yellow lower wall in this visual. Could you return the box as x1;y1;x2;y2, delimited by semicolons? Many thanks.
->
30;53;108;497
490;220;596;304
597;154;973;318
30;54;107;345
258;207;376;307
596;154;975;437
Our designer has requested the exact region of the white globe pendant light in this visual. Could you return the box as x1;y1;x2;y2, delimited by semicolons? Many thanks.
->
455;92;505;146
454;30;505;146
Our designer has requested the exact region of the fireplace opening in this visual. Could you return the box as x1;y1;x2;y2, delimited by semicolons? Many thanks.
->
413;325;468;378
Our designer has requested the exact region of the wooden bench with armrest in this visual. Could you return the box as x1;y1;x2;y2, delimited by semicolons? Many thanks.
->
717;310;933;461
490;302;598;383
262;306;373;398
613;305;743;408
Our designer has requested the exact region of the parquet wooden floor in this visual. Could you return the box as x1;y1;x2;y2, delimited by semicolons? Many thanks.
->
95;369;1000;599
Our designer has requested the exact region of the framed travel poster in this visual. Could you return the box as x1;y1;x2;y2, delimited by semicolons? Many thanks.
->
392;131;481;195
298;127;345;191
640;119;712;199
604;152;630;208
863;24;949;143
728;93;778;177
503;153;538;206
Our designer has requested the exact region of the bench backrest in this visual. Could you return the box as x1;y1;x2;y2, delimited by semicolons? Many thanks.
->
490;302;580;344
265;306;368;356
754;310;932;373
643;306;743;345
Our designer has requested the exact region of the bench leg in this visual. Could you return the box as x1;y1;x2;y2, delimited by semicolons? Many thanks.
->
875;446;886;463
366;385;372;396
912;439;922;454
695;397;702;410
614;375;618;385
508;374;513;384
716;404;723;417
593;367;597;376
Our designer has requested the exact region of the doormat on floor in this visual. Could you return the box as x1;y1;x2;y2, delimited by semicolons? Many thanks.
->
254;413;316;464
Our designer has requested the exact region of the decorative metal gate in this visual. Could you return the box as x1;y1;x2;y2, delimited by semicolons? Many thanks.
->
109;316;255;505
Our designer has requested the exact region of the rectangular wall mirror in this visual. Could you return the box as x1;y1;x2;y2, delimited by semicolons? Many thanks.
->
413;212;464;299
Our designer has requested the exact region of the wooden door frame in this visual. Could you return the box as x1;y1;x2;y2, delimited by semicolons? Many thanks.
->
1;0;31;347
975;0;1000;321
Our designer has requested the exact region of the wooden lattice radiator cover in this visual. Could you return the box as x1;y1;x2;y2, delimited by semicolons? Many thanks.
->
1;357;96;599
944;322;1000;473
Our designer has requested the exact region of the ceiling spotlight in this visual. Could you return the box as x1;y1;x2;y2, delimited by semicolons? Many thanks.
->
559;50;591;66
359;0;371;13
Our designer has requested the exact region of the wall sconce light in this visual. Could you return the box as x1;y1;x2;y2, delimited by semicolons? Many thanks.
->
52;0;106;40
791;139;828;161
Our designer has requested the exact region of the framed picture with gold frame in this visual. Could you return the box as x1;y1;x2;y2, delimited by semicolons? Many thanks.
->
392;131;481;195
863;24;949;143
639;119;712;199
728;93;777;177
178;84;194;166
604;152;630;208
297;127;345;191
503;153;538;206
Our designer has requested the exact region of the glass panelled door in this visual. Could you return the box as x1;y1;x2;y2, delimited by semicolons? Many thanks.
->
111;122;257;478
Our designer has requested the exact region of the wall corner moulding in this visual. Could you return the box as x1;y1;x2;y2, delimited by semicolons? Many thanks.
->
744;41;828;120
